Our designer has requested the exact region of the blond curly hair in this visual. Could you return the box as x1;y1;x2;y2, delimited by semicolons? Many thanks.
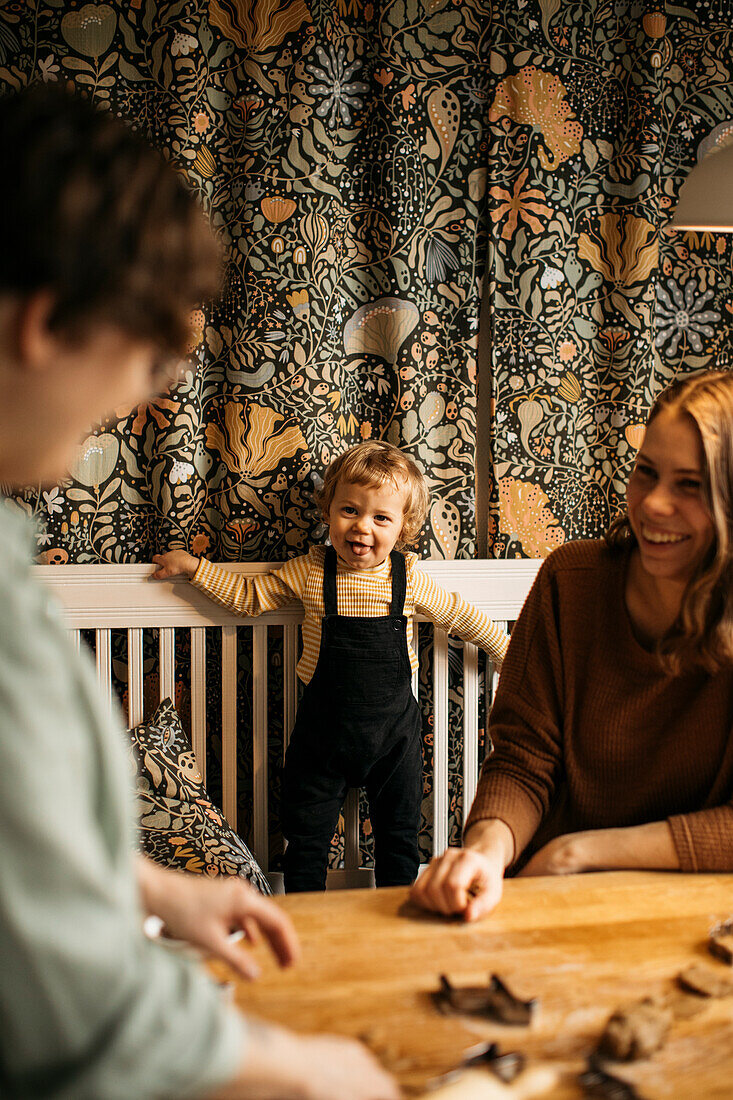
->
315;440;430;549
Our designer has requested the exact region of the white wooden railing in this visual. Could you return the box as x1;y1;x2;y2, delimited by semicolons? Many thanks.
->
36;560;542;888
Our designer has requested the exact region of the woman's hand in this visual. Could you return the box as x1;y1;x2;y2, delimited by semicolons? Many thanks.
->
151;549;200;580
408;819;514;921
137;858;299;980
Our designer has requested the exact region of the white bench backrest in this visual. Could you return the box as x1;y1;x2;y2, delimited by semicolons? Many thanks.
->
36;560;542;887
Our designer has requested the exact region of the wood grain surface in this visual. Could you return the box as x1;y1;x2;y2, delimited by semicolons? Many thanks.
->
208;872;733;1098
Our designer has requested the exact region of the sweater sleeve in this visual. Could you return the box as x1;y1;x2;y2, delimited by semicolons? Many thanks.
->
464;557;565;862
192;552;310;616
667;800;733;872
411;566;510;666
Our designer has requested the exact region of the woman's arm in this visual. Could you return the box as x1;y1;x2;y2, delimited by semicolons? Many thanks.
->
410;558;567;919
463;559;565;853
528;797;733;877
411;818;681;918
518;820;679;876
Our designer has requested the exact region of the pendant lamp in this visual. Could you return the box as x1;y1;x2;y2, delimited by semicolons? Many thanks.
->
672;142;733;231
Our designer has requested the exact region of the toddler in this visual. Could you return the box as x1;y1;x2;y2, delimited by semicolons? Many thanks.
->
152;441;509;892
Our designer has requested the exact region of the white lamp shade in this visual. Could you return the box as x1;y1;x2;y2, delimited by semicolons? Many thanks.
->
672;141;733;231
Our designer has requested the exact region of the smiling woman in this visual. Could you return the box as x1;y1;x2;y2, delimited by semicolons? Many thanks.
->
611;372;733;674
411;370;733;923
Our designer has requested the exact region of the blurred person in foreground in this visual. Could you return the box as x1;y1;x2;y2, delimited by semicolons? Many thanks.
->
0;83;398;1100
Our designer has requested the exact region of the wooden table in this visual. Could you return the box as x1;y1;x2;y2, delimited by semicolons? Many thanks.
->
209;872;733;1098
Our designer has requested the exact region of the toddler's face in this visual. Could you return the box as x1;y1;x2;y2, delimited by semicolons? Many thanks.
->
325;477;408;569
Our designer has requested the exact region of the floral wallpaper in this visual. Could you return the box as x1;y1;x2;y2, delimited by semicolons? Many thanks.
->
3;0;733;864
2;2;731;564
486;0;733;557
2;0;487;565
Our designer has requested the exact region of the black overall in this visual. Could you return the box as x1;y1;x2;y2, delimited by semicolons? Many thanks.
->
281;548;423;892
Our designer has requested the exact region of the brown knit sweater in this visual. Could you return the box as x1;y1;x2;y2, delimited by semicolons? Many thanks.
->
466;540;733;873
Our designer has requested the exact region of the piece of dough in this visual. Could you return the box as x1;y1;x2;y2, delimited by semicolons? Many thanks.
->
598;997;672;1061
420;1065;558;1099
678;963;733;998
709;919;733;965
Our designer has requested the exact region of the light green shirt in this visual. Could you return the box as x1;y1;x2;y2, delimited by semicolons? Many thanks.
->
0;502;246;1099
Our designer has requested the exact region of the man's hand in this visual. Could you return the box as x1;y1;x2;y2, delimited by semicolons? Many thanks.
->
284;1033;402;1100
408;819;514;921
207;1024;402;1100
151;549;200;580
137;858;299;979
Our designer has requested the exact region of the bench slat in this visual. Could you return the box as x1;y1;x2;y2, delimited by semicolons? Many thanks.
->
221;626;237;829
128;628;144;728
462;642;479;828
159;627;175;703
283;623;298;756
432;629;449;857
253;625;269;869
95;629;112;717
190;627;207;784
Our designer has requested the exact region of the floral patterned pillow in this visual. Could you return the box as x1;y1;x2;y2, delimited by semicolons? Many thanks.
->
128;699;270;894
128;697;204;801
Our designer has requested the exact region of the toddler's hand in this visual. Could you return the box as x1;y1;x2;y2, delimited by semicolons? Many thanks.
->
151;550;200;580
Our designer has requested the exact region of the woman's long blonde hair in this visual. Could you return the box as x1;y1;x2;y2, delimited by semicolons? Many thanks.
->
606;370;733;674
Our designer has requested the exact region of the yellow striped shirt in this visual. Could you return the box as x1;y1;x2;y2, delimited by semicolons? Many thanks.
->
193;547;509;685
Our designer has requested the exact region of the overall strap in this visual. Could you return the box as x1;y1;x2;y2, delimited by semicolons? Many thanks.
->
323;546;338;616
389;550;407;617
